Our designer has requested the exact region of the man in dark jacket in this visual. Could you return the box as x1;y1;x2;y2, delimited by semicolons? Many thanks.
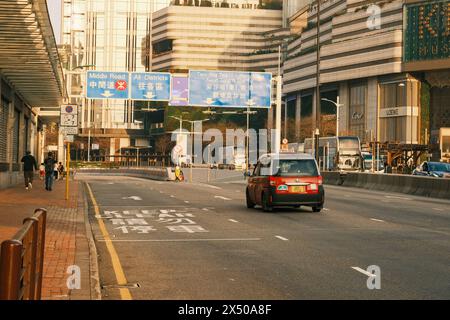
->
44;152;56;191
21;151;38;190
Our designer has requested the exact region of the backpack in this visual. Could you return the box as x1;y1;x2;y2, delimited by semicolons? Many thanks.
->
44;159;54;173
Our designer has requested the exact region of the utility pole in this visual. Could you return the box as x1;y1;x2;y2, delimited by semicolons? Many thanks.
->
315;0;321;139
274;45;283;154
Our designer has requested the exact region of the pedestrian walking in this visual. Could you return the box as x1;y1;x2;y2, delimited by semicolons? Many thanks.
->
58;162;65;180
21;151;38;190
44;153;56;191
39;163;45;180
53;162;59;180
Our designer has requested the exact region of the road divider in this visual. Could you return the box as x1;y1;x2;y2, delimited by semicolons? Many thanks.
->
322;172;450;200
76;167;176;181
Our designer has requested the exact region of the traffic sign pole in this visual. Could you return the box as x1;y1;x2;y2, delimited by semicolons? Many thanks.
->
65;142;70;201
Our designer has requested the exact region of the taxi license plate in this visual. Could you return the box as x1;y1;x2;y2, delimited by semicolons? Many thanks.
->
290;186;306;193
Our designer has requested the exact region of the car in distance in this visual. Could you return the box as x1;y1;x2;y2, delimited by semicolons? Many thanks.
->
412;161;450;178
246;153;324;212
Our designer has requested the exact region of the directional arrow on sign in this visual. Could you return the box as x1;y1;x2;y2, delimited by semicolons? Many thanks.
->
143;92;155;99
101;90;114;98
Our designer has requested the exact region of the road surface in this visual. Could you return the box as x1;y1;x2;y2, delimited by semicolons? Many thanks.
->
81;174;450;300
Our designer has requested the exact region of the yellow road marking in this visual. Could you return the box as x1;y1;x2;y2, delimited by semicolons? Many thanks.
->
85;183;132;300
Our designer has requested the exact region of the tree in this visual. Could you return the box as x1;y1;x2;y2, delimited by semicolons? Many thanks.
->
155;134;174;155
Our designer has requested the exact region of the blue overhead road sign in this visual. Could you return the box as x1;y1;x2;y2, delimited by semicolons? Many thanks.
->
86;71;129;99
130;72;171;101
188;70;272;108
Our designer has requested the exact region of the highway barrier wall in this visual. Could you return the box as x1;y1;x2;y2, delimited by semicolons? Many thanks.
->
75;167;175;181
322;172;450;200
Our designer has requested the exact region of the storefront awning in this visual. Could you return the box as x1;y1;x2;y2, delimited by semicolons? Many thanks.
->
0;0;66;108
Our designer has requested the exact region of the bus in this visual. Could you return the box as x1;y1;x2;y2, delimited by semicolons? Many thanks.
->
304;136;363;172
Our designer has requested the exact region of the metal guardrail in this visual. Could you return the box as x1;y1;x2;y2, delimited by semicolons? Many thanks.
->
0;209;47;300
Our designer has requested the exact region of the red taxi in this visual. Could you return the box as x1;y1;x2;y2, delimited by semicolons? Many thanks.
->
246;153;324;212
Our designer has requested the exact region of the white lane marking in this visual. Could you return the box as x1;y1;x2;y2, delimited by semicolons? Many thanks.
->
198;184;222;190
370;218;385;223
202;208;209;211
433;208;445;212
107;183;114;185
170;195;175;198
275;236;289;241
184;200;190;204
352;267;376;277
159;191;164;193
214;196;232;201
385;195;411;201
228;219;239;223
323;208;330;211
122;196;142;201
98;238;261;242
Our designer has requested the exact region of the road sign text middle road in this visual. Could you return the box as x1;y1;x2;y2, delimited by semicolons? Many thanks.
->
87;71;129;99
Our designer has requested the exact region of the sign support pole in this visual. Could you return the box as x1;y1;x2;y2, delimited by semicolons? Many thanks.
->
275;75;282;153
65;142;70;201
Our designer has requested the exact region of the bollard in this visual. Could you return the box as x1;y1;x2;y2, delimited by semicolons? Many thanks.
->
0;240;23;300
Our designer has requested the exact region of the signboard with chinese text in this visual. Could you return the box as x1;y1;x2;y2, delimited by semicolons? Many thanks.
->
86;71;130;99
188;70;272;108
130;72;171;101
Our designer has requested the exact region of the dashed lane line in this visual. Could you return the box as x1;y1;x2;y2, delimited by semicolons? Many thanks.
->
275;236;289;241
370;218;385;223
214;196;232;201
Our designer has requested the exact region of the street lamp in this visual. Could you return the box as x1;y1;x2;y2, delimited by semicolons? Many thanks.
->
321;97;343;137
244;98;258;172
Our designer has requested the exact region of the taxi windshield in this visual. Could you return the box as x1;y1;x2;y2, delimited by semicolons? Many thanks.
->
273;159;318;177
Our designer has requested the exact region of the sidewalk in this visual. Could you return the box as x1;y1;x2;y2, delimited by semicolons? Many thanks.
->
0;175;99;300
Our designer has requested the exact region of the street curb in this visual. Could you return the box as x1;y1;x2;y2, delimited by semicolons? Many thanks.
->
81;182;102;300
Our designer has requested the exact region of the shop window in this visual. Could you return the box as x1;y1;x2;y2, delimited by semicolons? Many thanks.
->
348;83;366;141
12;109;20;163
0;97;8;162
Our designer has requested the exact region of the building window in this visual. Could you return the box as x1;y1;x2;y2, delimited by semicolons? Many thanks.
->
24;117;29;152
348;82;366;141
12;110;20;163
153;39;173;55
0;97;8;162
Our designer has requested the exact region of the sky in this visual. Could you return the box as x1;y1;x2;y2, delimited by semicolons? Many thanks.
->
46;0;61;44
